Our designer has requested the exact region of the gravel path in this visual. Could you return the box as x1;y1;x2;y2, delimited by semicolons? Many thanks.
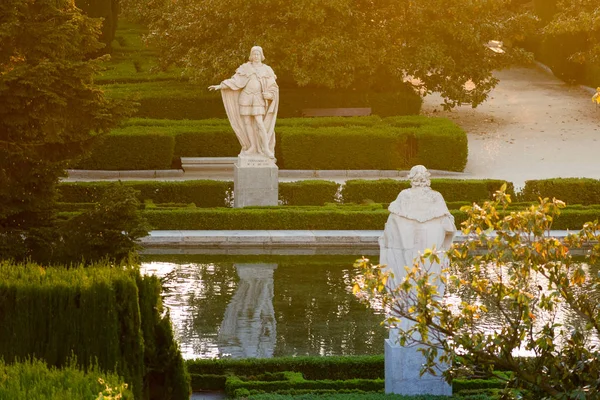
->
421;65;600;189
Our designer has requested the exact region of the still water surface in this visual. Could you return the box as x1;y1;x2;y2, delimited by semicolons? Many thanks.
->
140;254;386;360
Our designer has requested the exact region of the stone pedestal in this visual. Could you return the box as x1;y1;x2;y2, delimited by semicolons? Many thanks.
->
234;155;278;208
385;338;452;396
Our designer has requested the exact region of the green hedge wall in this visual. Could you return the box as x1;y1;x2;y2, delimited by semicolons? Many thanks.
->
279;180;340;206
0;262;190;400
225;373;384;397
342;179;515;204
73;132;175;170
138;206;600;231
78;116;467;172
58;180;233;208
186;355;385;381
0;359;134;400
521;178;600;205
104;83;422;120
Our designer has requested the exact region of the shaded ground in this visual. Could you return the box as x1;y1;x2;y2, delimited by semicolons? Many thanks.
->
422;65;600;190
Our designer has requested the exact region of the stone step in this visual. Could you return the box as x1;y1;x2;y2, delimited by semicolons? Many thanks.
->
181;157;237;172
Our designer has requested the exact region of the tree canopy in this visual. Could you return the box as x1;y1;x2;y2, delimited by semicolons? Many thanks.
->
542;0;600;64
142;0;535;108
0;0;133;261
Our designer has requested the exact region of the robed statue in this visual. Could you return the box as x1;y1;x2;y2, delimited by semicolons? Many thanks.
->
209;46;279;159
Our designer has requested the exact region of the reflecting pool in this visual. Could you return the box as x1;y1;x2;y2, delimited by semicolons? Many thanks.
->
140;253;386;360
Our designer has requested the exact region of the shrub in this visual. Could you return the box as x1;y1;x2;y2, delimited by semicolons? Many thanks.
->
104;83;422;120
521;178;600;205
78;116;467;172
225;374;384;397
73;131;175;170
58;180;233;208
341;179;514;204
186;355;384;381
0;359;133;400
0;262;190;400
279;180;340;205
54;184;149;264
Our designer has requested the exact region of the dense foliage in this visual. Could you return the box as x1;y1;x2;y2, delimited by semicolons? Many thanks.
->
0;0;133;262
0;359;133;400
354;187;600;398
135;0;534;109
541;0;600;65
74;116;468;171
0;261;190;400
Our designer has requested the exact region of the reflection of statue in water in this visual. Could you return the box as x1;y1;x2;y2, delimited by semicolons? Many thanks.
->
379;165;456;396
218;264;277;358
209;46;279;158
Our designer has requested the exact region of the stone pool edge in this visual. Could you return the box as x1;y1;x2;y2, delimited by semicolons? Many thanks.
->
140;230;579;248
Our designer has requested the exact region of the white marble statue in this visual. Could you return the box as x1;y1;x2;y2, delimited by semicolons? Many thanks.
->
209;46;279;159
379;165;456;396
380;165;456;290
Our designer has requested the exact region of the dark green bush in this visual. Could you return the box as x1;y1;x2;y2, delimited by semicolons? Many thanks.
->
53;185;149;264
0;359;134;400
58;180;233;208
73;132;175;170
186;355;384;381
277;126;411;170
341;179;514;204
279;180;340;205
225;374;384;397
521;178;600;205
78;116;467;172
141;207;392;230
0;262;190;400
104;83;422;120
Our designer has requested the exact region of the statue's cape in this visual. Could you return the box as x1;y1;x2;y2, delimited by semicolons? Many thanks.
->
387;187;453;223
220;62;278;155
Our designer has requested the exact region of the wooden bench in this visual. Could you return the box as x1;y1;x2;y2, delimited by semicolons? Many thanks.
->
301;107;372;117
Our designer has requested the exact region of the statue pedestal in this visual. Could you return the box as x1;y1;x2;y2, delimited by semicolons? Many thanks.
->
234;155;278;208
385;338;451;396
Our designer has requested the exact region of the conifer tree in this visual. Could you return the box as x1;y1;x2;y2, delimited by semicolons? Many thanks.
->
0;0;131;259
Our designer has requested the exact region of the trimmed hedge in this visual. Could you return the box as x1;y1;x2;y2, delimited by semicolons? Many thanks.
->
521;178;600;205
341;179;514;204
104;83;422;120
225;373;384;397
58;180;233;208
0;359;133;400
186;355;384;382
73;132;175;170
138;206;600;231
0;261;190;400
78;116;467;172
279;180;340;206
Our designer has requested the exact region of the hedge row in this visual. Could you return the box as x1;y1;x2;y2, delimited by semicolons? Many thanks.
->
72;116;468;171
57;178;507;208
74;132;176;170
0;261;190;400
0;359;133;400
226;373;384;398
342;179;514;204
186;355;384;381
138;206;600;231
104;82;422;120
58;180;234;208
521;178;600;205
